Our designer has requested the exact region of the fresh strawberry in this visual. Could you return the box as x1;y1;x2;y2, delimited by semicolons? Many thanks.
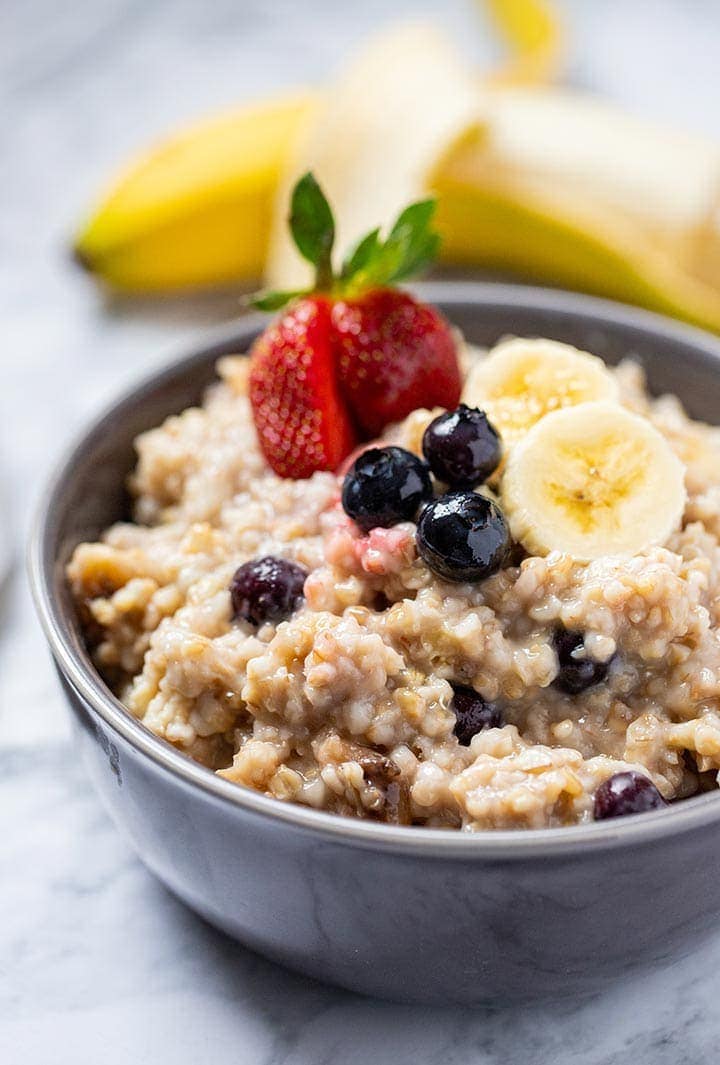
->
249;172;461;477
248;296;356;478
333;289;461;435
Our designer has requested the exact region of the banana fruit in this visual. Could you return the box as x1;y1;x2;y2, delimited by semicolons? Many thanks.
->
431;88;720;334
462;338;618;443
501;401;687;560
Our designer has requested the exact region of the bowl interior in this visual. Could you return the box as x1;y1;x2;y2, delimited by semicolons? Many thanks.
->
34;281;720;843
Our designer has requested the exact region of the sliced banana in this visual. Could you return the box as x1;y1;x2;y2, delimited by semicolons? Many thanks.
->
462;338;620;444
501;401;686;560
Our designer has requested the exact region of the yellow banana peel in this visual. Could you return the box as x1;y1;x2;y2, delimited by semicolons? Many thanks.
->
74;94;315;291
433;173;720;335
482;0;563;84
430;93;720;334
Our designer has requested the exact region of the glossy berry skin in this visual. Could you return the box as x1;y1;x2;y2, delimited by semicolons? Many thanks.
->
593;771;668;820
422;404;502;488
332;289;462;436
450;684;503;746
230;556;308;626
553;629;611;694
342;446;433;533
249;297;356;478
416;491;511;583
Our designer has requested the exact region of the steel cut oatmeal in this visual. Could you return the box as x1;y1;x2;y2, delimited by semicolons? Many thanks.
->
66;334;720;831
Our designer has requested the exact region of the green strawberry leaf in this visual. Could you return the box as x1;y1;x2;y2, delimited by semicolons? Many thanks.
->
338;198;440;294
289;172;335;289
254;178;440;309
339;228;381;282
248;288;308;311
383;200;440;283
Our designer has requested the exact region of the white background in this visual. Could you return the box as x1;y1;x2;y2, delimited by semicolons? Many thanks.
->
2;2;720;1061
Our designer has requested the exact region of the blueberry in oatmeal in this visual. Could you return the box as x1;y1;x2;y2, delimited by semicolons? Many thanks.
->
450;684;503;746
341;445;432;532
553;628;612;694
416;491;511;582
422;404;502;487
593;771;668;820
230;556;307;626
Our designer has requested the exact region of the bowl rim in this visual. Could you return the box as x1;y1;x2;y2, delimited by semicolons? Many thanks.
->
29;280;720;858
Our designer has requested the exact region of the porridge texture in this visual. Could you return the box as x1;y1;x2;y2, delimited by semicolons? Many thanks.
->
67;347;720;830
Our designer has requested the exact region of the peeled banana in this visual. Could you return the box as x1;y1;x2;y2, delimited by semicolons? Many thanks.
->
501;401;687;560
264;23;483;290
462;338;618;443
431;88;720;334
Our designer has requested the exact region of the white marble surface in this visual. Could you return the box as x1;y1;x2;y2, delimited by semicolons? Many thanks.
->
3;1;720;1060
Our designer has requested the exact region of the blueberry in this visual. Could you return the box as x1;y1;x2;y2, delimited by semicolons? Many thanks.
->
451;684;503;745
593;771;667;820
422;404;502;488
416;491;511;582
553;628;611;694
230;556;307;626
341;446;433;533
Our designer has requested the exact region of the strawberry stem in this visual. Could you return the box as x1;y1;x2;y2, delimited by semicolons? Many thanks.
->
248;173;441;312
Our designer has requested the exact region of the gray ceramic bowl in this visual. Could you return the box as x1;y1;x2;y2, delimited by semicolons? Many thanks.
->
29;282;720;1005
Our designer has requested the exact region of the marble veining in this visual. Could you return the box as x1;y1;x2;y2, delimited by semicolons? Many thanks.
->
3;0;720;1060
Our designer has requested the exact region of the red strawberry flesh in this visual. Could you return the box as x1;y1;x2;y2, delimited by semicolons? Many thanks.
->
332;289;462;436
249;297;357;479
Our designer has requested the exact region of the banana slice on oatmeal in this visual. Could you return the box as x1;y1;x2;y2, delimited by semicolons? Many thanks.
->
462;337;620;444
501;401;687;560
